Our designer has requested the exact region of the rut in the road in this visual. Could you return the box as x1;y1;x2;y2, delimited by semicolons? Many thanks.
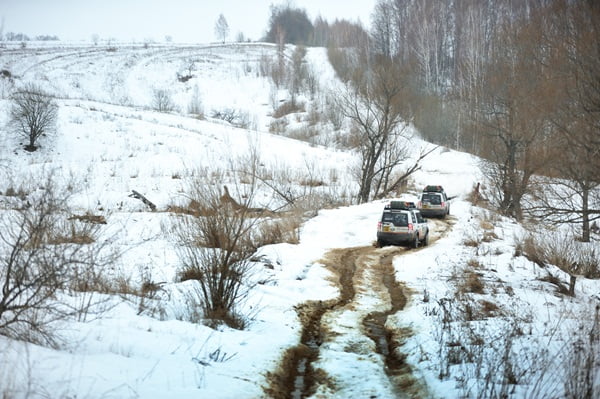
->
264;246;424;398
263;248;361;399
362;250;420;397
264;218;453;398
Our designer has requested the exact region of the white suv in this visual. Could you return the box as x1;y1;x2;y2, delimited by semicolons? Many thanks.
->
377;201;429;248
418;185;449;218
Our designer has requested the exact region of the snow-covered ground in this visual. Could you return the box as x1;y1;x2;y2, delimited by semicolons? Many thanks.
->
0;41;598;398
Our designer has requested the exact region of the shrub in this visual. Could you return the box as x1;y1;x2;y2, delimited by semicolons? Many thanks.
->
253;216;301;247
272;100;305;118
210;108;250;128
172;180;263;329
521;231;600;296
296;126;322;143
187;85;204;117
0;173;118;346
151;88;176;113
459;271;485;294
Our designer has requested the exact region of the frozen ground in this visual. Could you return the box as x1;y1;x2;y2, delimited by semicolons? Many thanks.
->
0;41;598;398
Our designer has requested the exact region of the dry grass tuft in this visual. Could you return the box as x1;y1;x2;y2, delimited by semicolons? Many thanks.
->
68;213;107;224
539;274;570;295
255;217;301;247
4;186;28;199
519;235;546;267
272;101;305;119
463;238;480;247
179;266;203;282
167;199;214;217
482;231;498;242
300;178;326;187
479;299;499;316
49;231;95;245
459;271;485;294
480;220;494;231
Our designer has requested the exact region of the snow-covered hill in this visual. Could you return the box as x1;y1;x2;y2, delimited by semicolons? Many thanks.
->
0;42;598;399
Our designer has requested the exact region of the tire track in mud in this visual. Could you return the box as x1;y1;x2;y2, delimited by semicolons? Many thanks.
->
264;248;361;399
265;217;454;398
264;246;419;398
362;249;419;398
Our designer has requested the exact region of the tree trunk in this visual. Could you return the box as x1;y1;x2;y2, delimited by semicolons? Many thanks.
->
582;187;590;242
569;274;577;297
359;171;374;203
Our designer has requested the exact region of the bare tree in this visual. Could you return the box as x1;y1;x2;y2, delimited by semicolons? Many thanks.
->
214;14;229;44
288;45;307;105
274;24;286;88
0;16;5;43
336;59;412;203
266;5;313;45
235;31;246;43
9;84;58;152
472;14;554;221
151;88;176;113
371;0;396;60
0;173;114;347
311;15;329;47
528;1;600;241
187;84;204;117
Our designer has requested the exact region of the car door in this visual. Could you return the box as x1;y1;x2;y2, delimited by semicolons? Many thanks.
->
442;192;449;213
412;210;428;237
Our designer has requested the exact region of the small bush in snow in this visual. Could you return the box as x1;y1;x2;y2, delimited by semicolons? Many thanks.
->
459;271;485;294
187;85;204;118
151;88;176;113
521;232;600;296
172;177;265;329
254;216;301;246
272;100;305;119
210;108;250;128
0;173;119;346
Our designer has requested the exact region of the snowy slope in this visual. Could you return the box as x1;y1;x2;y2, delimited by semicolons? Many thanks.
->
0;42;599;399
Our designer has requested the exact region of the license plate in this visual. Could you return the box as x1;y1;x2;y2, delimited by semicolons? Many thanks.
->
383;226;390;232
423;204;429;209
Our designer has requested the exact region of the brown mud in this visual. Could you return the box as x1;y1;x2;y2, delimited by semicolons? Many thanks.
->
264;217;454;398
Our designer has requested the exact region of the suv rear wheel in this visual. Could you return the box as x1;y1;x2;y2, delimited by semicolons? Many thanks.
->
411;235;419;249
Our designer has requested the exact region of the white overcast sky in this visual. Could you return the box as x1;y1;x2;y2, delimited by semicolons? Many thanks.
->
1;0;375;43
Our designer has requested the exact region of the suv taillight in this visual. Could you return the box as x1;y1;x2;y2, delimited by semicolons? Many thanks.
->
441;202;445;207
408;223;413;231
377;221;382;230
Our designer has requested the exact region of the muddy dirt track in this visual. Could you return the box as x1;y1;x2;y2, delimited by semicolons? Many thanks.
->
265;218;454;398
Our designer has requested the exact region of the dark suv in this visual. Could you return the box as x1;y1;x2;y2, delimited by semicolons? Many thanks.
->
418;185;449;218
377;201;429;248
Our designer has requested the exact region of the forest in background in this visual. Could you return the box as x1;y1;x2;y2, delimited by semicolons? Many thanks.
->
265;0;600;238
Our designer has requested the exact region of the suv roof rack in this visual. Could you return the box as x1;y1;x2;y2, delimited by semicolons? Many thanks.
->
385;200;416;210
423;185;444;193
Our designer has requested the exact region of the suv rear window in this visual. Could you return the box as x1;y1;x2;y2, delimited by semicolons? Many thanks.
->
422;193;442;205
382;211;408;227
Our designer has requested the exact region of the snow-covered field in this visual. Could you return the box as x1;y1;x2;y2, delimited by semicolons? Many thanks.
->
0;41;598;398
